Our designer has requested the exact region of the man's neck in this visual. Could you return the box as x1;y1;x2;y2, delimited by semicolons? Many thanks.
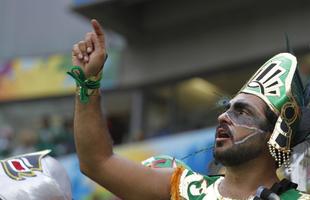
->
219;155;279;199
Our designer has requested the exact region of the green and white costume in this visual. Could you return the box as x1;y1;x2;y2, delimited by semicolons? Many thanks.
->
142;155;310;200
172;167;309;200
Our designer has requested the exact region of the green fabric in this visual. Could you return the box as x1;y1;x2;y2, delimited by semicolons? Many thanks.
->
178;168;309;200
143;155;310;199
185;170;221;200
280;189;305;200
67;66;101;104
202;174;221;186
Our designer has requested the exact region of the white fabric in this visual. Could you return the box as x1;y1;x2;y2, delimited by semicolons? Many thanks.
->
289;141;310;193
0;150;71;200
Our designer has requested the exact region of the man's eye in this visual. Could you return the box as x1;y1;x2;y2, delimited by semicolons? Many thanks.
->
238;110;247;115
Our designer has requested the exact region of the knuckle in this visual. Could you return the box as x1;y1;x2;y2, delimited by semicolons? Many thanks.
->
73;44;78;49
78;42;87;50
78;41;85;46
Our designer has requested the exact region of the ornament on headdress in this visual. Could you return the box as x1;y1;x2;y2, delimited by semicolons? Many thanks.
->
239;53;305;168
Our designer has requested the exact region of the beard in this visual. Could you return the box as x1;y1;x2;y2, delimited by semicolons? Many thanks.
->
213;131;268;166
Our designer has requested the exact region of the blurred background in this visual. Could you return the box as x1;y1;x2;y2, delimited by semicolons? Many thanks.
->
0;0;310;199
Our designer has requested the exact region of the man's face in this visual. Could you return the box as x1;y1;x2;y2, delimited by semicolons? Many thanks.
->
213;93;271;166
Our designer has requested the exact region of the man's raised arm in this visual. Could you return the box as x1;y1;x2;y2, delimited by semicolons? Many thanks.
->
71;19;173;200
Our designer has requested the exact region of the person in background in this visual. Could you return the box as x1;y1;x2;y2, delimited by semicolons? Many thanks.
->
69;19;310;200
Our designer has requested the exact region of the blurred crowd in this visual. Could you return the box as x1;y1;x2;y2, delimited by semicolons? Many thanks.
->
0;115;75;158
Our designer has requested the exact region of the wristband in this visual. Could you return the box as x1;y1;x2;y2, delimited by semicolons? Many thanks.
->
67;66;102;104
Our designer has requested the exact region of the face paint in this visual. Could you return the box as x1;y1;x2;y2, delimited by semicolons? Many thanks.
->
234;131;263;145
224;112;267;145
226;108;262;127
225;112;265;133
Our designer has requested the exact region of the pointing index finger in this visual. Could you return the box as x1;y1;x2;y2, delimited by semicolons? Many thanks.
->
91;19;104;37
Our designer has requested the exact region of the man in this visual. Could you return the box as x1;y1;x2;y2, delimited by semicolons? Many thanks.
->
0;150;72;200
69;19;310;199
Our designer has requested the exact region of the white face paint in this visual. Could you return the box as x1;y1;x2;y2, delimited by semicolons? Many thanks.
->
234;131;262;145
224;113;266;145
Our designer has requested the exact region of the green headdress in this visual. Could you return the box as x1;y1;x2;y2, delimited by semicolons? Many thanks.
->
240;53;305;167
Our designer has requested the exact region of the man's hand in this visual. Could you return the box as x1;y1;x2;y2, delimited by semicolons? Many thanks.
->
72;19;107;78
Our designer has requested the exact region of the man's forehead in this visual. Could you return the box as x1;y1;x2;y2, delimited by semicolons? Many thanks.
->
230;93;267;111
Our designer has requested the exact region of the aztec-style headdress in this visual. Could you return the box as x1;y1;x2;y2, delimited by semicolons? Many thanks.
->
239;53;306;168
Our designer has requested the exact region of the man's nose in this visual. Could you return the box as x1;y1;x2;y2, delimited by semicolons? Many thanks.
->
217;112;232;125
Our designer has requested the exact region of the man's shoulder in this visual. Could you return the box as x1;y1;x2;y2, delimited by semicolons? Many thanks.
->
280;189;310;200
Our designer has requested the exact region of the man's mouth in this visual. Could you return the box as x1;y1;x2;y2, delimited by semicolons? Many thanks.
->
216;124;233;142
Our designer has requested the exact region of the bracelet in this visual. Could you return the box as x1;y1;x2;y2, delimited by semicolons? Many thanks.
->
67;66;102;104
